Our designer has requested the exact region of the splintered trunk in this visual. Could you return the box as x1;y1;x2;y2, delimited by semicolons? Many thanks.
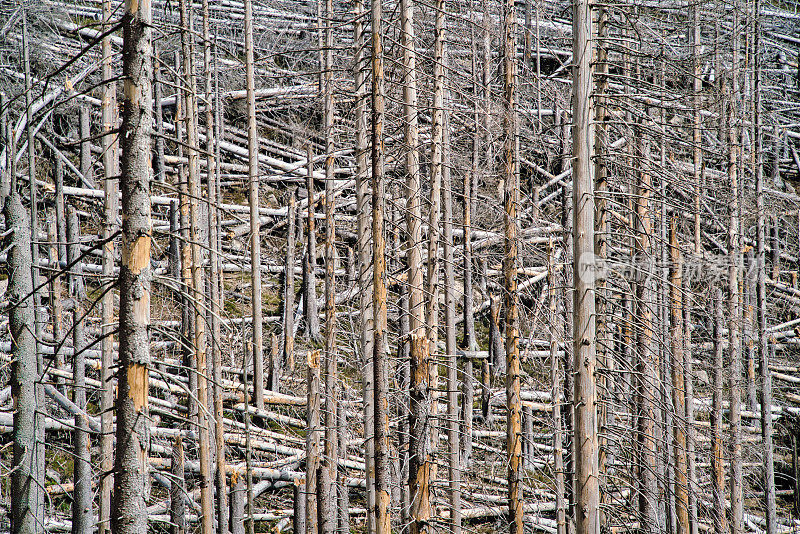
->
244;0;264;412
68;209;92;534
502;0;523;531
572;0;599;531
113;0;152;531
669;219;688;534
371;0;391;528
711;288;727;534
6;193;43;534
409;332;432;534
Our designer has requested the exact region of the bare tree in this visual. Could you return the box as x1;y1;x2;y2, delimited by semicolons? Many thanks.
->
112;0;153;531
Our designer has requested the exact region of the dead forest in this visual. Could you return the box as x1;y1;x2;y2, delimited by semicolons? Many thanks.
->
1;0;800;533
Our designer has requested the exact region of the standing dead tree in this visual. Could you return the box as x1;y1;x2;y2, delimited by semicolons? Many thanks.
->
112;0;153;531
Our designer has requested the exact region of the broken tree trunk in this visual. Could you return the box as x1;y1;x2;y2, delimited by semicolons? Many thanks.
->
306;349;321;534
171;437;186;534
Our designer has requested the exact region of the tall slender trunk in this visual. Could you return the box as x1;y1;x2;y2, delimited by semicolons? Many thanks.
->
113;0;153;530
99;0;118;526
401;0;424;337
409;332;432;534
683;301;698;534
754;1;777;529
68;209;91;534
572;0;599;531
352;0;375;527
635;130;658;532
503;1;523;532
549;239;567;534
244;0;264;412
727;46;744;533
371;0;391;528
692;4;703;254
711;288;727;534
280;190;296;389
170;437;186;534
305;145;321;342
321;0;338;528
669;219;689;534
306;350;321;534
179;1;214;529
202;0;227;523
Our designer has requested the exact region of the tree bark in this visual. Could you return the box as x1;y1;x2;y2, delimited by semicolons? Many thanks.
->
371;0;391;527
352;0;375;527
6;192;43;534
409;332;432;534
711;288;727;534
669;219;689;534
99;0;118;526
244;0;264;412
572;0;599;530
503;1;523;531
171;437;186;534
68;208;92;534
304;145;321;342
279;189;296;390
113;0;153;532
306;349;321;534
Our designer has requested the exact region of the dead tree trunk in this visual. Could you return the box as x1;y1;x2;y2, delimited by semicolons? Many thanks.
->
754;4;777;528
683;301;698;534
352;0;374;526
304;145;320;342
244;0;264;412
669;219;689;534
549;240;567;534
409;332;432;534
171;437;186;534
401;0;425;338
572;0;599;530
338;400;351;533
6;192;42;534
726;71;744;534
99;0;118;526
321;0;338;526
711;288;727;534
371;0;391;527
278;190;296;390
635;130;658;532
113;0;153;531
68;208;91;534
503;1;523;531
307;350;321;534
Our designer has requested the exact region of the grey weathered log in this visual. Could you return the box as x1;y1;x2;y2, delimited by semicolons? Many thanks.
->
304;145;321;342
79;105;94;187
230;471;245;534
